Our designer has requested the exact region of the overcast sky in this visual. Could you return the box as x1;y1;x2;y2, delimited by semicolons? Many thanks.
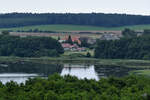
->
0;0;149;15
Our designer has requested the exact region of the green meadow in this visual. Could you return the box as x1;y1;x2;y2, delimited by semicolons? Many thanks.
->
0;24;150;31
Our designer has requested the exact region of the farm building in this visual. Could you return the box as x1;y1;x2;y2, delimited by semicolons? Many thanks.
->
60;36;81;45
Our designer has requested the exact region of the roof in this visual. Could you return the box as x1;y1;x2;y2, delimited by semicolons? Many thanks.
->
61;36;81;44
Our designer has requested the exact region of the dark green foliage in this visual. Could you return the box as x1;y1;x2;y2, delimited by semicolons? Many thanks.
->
0;74;150;100
122;28;136;37
0;35;64;57
57;36;60;40
95;36;150;59
66;35;73;45
1;30;10;35
144;29;150;34
0;13;150;28
80;37;91;47
86;52;91;57
33;28;39;32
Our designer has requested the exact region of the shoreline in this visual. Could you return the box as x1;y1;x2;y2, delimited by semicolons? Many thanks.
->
1;56;150;76
0;56;150;68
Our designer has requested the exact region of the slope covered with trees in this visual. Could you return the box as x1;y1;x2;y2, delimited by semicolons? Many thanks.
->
0;13;150;28
95;35;150;59
0;34;64;57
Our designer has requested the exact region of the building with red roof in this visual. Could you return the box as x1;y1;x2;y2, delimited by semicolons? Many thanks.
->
61;36;81;45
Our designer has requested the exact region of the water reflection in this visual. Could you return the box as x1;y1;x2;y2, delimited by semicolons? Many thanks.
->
0;62;63;84
0;62;63;76
0;73;38;84
0;62;137;84
95;65;133;78
61;64;99;80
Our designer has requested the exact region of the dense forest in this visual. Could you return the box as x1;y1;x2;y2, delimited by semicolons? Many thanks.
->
95;35;150;59
0;74;149;100
0;13;150;28
0;34;64;57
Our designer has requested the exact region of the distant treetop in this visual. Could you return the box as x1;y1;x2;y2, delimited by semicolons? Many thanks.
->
0;13;150;28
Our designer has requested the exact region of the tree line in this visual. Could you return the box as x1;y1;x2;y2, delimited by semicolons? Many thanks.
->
0;74;150;100
0;13;150;28
0;34;64;57
95;35;150;59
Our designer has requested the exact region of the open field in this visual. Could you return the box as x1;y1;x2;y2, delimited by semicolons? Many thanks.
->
9;32;101;39
0;24;150;32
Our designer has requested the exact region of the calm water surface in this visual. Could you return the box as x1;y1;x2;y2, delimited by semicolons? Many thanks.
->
0;62;138;84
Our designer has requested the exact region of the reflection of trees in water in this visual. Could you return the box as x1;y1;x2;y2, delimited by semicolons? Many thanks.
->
94;65;133;77
61;65;99;80
0;62;63;76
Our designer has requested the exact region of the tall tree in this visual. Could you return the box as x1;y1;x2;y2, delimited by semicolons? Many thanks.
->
66;35;73;45
122;28;136;37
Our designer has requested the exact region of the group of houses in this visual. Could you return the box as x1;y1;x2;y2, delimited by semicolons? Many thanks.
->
59;32;121;51
59;36;86;51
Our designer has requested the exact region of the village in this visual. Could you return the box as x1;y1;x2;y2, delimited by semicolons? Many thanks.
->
58;32;122;52
8;31;122;52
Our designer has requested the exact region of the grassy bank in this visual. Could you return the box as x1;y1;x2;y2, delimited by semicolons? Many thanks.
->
1;56;150;68
1;56;150;76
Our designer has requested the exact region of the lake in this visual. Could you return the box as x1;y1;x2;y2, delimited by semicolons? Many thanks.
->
0;61;138;84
